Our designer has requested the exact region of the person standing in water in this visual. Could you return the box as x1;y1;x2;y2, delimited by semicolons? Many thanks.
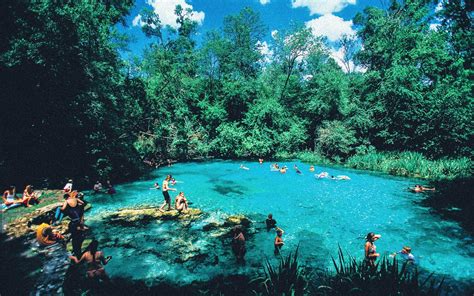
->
231;226;246;264
274;228;284;255
69;240;112;281
392;246;416;264
365;232;381;267
266;213;277;230
159;175;176;212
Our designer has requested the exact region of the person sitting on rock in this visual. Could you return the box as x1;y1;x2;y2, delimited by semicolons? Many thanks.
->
22;185;41;207
36;223;64;246
231;226;246;264
175;192;189;213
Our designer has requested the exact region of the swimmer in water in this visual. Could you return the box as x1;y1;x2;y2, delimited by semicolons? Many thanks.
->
266;213;277;230
411;184;435;193
258;158;264;164
309;165;315;172
280;166;287;174
240;164;250;170
293;164;302;174
391;246;416;264
274;228;284;255
337;175;350;180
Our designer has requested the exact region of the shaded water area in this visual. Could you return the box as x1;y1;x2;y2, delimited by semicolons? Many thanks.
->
82;160;473;292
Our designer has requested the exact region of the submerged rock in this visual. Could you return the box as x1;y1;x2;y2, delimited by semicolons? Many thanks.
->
104;207;203;225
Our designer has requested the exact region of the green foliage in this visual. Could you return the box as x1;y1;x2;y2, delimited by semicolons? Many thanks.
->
316;121;358;161
346;151;472;180
252;248;307;296
1;2;472;186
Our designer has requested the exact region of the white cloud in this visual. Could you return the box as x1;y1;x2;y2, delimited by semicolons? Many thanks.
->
271;30;278;39
132;14;147;27
292;0;356;15
260;0;271;5
329;46;366;73
429;23;440;31
133;0;205;29
257;41;273;63
306;14;355;42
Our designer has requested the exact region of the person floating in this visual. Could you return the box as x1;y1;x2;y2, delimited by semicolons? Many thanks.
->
365;232;381;267
270;163;280;171
36;222;64;246
274;228;284;255
309;165;315;172
266;213;277;230
240;164;250;170
336;175;350;180
93;181;103;194
411;184;435;193
293;164;302;174
175;192;189;213
231;226;246;264
69;240;112;281
315;172;328;179
280;166;287;174
159;175;176;212
64;179;73;193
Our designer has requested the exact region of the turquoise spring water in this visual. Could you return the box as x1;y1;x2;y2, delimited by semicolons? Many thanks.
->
86;160;473;286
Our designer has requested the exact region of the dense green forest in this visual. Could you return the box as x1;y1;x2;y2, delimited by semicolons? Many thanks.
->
1;0;472;186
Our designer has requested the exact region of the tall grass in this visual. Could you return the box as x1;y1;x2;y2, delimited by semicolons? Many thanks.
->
346;151;472;180
314;247;444;296
252;248;444;296
252;248;307;296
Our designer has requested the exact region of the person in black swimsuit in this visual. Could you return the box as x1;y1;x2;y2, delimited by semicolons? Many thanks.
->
159;175;176;212
266;213;277;230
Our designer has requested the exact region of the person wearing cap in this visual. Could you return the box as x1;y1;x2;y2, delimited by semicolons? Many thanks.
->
64;179;73;193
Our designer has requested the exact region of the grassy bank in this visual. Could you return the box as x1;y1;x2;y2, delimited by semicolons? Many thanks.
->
290;151;472;180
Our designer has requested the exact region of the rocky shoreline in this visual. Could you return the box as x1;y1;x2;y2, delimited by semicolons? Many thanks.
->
1;194;258;295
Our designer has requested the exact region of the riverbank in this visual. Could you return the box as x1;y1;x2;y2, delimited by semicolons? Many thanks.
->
289;150;472;180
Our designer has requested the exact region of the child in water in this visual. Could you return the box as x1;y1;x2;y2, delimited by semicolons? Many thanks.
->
274;228;284;255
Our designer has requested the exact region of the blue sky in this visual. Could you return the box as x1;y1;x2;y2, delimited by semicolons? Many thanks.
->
118;0;385;62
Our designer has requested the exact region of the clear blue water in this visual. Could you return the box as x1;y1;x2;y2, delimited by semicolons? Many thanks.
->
86;160;474;285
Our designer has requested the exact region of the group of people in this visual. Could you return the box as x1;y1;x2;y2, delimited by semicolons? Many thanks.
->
32;179;113;284
156;175;189;213
231;213;285;263
364;232;416;267
92;180;116;195
2;185;42;212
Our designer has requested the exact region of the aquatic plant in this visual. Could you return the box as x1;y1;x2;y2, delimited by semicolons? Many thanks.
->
345;151;471;180
313;247;444;296
252;248;307;296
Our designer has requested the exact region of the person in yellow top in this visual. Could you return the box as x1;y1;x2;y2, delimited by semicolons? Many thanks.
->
36;223;64;246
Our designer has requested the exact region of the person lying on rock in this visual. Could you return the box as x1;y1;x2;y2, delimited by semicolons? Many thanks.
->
36;223;65;246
